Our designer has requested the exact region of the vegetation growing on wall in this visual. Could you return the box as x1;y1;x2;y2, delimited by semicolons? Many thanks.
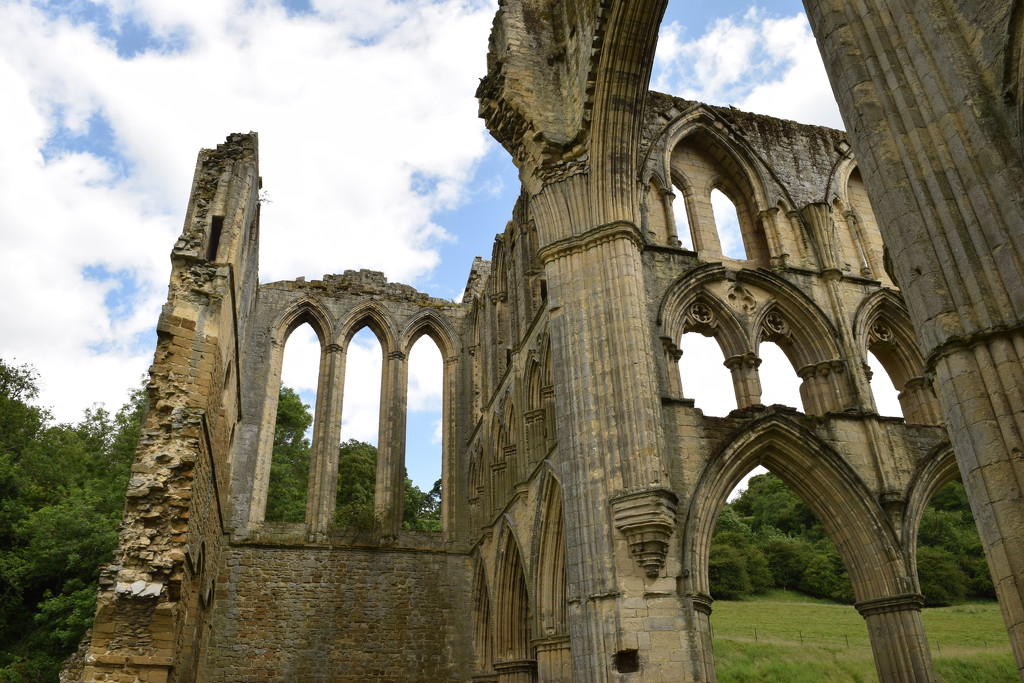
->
710;473;994;606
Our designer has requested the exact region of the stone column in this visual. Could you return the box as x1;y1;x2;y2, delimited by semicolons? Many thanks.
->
541;385;556;451
797;360;846;415
804;0;1024;669
525;409;546;464
898;377;942;427
661;336;684;399
539;222;688;680
375;350;408;535
535;636;572;682
493;659;537;683
660;187;683;247
724;353;762;408
306;342;346;537
856;594;934;682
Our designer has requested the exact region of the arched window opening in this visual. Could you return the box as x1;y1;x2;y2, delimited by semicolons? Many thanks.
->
709;470;865;666
404;335;443;531
758;341;803;410
335;327;382;527
866;350;902;418
672;184;694;249
710;471;854;603
915;479;995;608
266;322;320;523
678;332;734;417
710;188;746;260
341;327;383;444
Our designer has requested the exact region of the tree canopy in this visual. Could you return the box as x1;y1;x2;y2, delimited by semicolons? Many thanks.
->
0;360;144;681
264;389;441;531
709;472;993;606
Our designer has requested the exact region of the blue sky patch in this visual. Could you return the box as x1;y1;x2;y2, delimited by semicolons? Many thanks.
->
42;110;127;176
82;263;142;320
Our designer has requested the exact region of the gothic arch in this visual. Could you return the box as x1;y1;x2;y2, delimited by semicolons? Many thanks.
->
399;308;458;360
742;270;842;369
530;471;572;681
902;443;959;570
338;302;398;355
680;414;934;676
659;265;749;360
248;297;333;527
854;289;941;424
271;296;335;345
493;518;535;676
532;473;567;639
683;415;912;603
471;549;495;676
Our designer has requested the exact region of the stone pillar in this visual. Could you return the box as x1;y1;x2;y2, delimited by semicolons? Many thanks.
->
525;409;546;463
898;377;942;426
804;1;1024;669
539;222;688;680
493;659;537;683
797;360;846;415
661;336;683;399
375;350;408;535
541;385;556;451
660;187;683;247
689;594;715;682
306;342;346;537
724;353;762;408
535;636;572;682
855;594;934;682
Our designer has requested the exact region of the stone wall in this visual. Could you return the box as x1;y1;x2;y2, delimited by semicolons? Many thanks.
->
202;543;472;681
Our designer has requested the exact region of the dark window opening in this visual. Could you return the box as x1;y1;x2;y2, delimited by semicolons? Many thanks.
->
206;215;225;261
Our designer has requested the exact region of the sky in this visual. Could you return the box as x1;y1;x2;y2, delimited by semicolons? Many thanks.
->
0;0;898;493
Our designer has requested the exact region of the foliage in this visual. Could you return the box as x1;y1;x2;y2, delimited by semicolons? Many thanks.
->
331;439;441;531
709;473;991;606
264;387;313;523
0;359;144;681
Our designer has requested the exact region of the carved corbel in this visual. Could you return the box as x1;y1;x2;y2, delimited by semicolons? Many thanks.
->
610;488;679;577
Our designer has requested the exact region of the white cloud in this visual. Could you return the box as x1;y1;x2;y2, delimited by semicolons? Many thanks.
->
0;0;496;422
653;9;842;128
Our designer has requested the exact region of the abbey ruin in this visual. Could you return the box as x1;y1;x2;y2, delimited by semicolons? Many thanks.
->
76;1;1024;681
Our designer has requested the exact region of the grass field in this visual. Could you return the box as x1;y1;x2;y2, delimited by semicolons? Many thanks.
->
710;591;1017;682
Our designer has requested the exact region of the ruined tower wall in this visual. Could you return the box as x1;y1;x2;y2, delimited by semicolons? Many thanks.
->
83;133;262;682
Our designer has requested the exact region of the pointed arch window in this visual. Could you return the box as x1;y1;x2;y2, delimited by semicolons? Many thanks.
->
264;322;320;523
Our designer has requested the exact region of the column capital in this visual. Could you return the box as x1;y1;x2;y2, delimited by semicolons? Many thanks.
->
855;593;924;618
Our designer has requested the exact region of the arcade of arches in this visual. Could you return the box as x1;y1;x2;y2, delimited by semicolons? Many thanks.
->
78;1;1024;681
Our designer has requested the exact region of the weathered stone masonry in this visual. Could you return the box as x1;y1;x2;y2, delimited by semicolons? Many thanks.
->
77;1;1024;681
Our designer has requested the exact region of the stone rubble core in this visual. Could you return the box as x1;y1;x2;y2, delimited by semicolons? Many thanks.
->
73;1;1024;681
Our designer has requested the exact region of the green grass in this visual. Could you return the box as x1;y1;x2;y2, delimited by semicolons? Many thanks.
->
710;591;1017;682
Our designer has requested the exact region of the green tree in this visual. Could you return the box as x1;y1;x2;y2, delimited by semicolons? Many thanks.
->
800;543;854;603
332;439;441;531
917;546;966;606
0;360;143;680
264;387;313;523
334;439;378;528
